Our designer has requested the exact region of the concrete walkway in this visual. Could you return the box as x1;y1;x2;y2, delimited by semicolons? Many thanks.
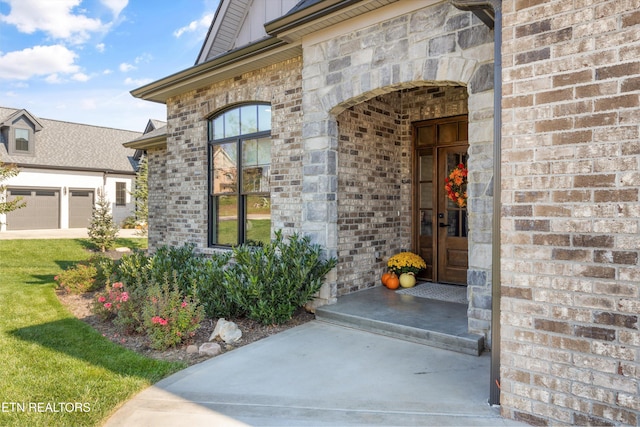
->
105;321;525;427
0;228;142;239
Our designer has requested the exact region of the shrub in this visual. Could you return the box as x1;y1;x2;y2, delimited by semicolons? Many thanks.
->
123;244;237;319
55;263;98;294
148;244;198;292
111;250;152;289
224;231;336;325
142;278;205;350
190;253;238;318
121;215;138;229
88;254;116;289
93;282;130;321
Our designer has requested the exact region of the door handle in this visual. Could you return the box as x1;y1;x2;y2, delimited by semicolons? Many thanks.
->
439;222;451;227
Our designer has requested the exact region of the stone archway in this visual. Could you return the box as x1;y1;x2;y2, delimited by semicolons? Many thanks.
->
300;1;495;343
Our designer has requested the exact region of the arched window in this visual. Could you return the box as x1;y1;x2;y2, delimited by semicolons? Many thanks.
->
208;104;271;246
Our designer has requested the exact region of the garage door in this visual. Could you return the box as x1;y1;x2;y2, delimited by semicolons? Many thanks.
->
6;188;60;230
69;190;95;228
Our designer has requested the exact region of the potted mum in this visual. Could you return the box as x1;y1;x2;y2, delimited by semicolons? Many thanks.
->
386;252;426;288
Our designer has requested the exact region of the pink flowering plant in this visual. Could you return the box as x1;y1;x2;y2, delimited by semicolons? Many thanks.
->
93;282;130;321
142;281;204;350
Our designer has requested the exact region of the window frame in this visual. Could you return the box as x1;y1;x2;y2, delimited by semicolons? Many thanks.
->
9;127;34;156
207;103;271;248
115;182;127;206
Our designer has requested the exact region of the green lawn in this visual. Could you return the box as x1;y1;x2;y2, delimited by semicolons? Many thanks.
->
0;238;185;427
217;219;271;245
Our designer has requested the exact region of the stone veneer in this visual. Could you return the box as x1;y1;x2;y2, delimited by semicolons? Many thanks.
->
500;0;640;425
301;2;495;342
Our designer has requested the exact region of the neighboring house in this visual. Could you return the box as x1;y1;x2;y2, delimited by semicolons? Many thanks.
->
128;1;639;425
0;107;141;231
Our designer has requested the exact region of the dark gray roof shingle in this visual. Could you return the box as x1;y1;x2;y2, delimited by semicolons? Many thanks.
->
0;106;141;173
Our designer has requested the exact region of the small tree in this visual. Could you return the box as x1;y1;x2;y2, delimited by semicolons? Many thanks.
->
88;187;118;252
130;155;148;234
0;162;26;221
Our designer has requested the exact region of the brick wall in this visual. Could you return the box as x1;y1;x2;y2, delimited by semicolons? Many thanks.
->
335;87;472;296
501;0;640;424
154;57;303;251
336;95;406;294
146;147;167;250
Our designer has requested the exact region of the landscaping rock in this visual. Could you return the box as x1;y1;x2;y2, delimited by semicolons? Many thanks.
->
115;247;131;253
209;318;227;340
186;344;198;354
199;342;222;356
210;318;242;344
221;325;242;343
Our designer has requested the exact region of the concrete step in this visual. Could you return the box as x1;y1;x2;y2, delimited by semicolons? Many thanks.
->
315;286;484;356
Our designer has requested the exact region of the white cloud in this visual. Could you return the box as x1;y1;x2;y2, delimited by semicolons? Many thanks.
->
100;0;128;17
103;69;113;75
0;45;79;80
72;72;90;82
173;13;214;38
134;53;152;64
119;62;135;72
124;77;152;86
96;43;105;53
45;73;63;84
0;0;106;44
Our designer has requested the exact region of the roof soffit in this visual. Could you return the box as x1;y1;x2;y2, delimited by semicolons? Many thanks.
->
265;0;398;43
449;0;498;28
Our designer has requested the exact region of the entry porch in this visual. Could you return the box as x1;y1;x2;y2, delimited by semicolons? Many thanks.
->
315;283;484;356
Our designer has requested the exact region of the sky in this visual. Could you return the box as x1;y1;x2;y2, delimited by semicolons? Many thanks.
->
0;0;220;131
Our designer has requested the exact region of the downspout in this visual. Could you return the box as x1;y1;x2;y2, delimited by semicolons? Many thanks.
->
490;0;502;407
449;0;502;405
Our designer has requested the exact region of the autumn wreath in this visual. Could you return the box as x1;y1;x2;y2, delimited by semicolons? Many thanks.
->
444;163;468;208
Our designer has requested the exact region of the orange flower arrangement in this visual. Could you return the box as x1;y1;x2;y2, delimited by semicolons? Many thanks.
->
444;163;468;208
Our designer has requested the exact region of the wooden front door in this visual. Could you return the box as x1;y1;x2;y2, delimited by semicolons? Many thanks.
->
414;116;468;285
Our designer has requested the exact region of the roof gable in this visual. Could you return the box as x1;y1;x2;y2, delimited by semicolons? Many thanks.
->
125;118;167;151
144;119;166;134
0;108;44;132
197;0;299;64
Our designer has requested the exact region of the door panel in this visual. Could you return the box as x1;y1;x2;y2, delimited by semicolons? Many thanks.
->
69;190;95;228
437;146;468;284
414;116;468;285
417;149;434;280
6;188;59;230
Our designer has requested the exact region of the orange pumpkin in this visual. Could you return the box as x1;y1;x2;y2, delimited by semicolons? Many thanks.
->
381;272;392;286
386;274;400;290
